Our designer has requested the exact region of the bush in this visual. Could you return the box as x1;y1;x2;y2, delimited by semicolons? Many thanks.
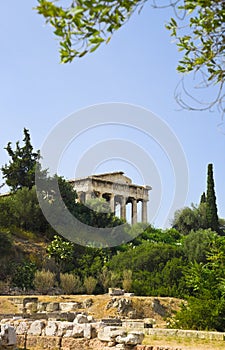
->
12;261;37;290
60;273;82;294
34;270;55;294
171;297;225;332
84;276;97;294
99;267;112;292
122;269;132;292
110;272;121;288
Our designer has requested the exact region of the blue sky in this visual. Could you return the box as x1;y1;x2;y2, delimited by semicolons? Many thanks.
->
1;1;225;228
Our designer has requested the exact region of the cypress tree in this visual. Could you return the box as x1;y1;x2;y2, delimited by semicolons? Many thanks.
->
200;192;206;204
206;163;219;232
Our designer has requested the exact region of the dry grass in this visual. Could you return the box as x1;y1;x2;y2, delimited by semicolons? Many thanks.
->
144;335;225;350
0;298;19;314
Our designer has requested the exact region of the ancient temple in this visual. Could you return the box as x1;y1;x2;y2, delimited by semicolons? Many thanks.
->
70;172;151;224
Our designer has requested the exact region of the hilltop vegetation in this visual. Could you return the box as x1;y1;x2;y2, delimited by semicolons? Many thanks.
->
1;129;225;331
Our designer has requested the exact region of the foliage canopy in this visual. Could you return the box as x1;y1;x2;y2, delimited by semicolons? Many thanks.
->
36;0;225;112
1;128;45;192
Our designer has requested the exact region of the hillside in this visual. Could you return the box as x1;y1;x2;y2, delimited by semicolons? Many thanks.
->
0;294;182;327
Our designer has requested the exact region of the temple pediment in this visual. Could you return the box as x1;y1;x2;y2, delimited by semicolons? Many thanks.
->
92;171;132;184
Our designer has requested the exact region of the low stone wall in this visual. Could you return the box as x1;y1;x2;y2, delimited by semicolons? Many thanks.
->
0;314;144;350
145;328;225;341
136;346;182;350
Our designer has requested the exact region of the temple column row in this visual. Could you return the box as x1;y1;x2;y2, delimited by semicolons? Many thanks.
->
80;191;147;224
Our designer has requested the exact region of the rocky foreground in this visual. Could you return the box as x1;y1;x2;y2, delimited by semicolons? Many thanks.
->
0;314;145;350
1;295;225;350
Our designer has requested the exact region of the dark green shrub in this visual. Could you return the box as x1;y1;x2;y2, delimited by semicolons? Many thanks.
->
12;261;37;290
171;297;225;332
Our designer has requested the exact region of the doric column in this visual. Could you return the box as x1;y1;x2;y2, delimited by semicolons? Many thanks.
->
132;198;137;225
120;196;126;221
110;194;115;214
142;200;148;223
85;191;92;201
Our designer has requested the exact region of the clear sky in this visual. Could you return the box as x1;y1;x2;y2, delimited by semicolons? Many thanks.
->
1;1;225;228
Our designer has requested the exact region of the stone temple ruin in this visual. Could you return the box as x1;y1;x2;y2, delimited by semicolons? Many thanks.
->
70;172;151;224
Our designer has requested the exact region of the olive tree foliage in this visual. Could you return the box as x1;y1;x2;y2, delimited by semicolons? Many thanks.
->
36;0;146;63
36;0;224;112
172;206;206;235
166;0;225;114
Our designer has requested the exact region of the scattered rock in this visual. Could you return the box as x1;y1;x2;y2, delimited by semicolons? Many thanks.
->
83;298;93;308
106;298;133;316
74;314;89;324
151;299;167;317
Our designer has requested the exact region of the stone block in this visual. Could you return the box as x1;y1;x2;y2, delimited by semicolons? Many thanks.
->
208;331;225;341
26;335;61;350
98;327;126;342
37;302;48;312
61;337;90;350
57;321;73;337
116;331;144;345
23;297;38;306
27;320;45;336
59;303;79;312
25;302;38;313
83;323;92;339
16;334;26;349
45;321;58;336
108;288;125;296
0;324;17;346
71;324;84;338
15;320;31;335
46;302;59;312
